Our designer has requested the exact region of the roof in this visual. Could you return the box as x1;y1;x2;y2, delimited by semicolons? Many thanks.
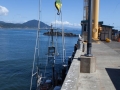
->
81;20;103;25
101;25;114;28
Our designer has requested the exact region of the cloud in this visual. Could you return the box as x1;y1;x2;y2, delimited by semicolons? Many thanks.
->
52;20;72;25
73;23;81;27
0;6;9;16
51;20;80;27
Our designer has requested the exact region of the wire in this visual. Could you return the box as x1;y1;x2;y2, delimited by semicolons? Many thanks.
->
60;0;66;64
112;2;120;15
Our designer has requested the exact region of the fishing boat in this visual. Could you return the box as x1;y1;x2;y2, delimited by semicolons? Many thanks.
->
30;0;67;90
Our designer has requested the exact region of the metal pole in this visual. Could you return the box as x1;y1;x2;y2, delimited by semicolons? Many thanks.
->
86;0;93;57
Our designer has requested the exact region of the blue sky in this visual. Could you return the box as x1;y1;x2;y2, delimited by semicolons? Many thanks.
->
0;0;120;29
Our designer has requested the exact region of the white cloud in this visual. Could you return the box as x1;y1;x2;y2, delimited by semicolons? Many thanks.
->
0;6;9;16
73;23;81;26
51;20;80;27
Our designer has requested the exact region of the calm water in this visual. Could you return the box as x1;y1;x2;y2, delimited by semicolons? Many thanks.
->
0;29;81;90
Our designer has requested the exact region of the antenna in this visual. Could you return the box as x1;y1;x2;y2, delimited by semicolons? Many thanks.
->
38;0;41;30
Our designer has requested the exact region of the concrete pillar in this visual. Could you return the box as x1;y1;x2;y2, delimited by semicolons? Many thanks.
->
80;55;96;73
92;0;99;39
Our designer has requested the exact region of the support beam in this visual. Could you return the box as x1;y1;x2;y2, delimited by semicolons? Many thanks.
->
92;0;99;39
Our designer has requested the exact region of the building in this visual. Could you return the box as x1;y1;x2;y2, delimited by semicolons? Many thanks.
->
99;24;113;41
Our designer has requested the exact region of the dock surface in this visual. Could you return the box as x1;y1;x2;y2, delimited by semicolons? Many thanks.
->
61;41;120;90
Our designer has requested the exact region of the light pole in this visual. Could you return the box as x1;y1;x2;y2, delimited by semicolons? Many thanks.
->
86;0;93;57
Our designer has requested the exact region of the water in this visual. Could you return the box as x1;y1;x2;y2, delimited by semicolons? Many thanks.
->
0;29;81;90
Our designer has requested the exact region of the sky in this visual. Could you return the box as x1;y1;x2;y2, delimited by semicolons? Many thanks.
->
0;0;120;29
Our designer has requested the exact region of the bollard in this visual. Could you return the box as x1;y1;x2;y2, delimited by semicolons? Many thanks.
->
68;56;72;69
74;44;78;53
82;43;85;52
72;51;75;59
77;40;80;49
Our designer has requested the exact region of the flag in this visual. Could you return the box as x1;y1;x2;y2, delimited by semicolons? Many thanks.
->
55;0;62;15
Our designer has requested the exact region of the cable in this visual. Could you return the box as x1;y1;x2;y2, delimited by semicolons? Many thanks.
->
60;0;66;64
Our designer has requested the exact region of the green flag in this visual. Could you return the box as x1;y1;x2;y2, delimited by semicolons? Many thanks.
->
55;0;62;15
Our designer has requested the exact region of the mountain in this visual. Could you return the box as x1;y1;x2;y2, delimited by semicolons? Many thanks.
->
0;21;6;23
23;20;50;28
0;20;50;29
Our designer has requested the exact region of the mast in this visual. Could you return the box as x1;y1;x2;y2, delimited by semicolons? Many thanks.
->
30;0;41;90
37;0;41;87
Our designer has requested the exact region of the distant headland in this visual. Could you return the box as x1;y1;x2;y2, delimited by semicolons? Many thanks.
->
0;20;50;29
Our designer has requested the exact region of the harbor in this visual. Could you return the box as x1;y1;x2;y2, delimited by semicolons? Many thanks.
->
0;0;120;90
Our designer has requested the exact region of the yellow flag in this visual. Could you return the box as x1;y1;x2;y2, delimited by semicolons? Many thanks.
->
55;0;62;15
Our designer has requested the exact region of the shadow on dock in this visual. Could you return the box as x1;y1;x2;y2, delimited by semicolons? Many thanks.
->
106;68;120;90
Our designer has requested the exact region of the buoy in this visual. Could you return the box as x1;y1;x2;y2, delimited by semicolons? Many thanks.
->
105;38;111;43
68;56;72;69
71;51;75;61
118;38;120;42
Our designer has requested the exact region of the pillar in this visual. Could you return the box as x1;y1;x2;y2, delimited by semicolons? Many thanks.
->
92;0;99;39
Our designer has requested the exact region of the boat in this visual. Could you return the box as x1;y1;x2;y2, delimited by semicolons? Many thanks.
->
30;0;67;90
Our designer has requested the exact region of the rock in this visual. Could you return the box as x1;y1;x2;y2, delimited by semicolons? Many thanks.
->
43;31;78;37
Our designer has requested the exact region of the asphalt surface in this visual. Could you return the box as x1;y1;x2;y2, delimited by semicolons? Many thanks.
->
103;41;120;54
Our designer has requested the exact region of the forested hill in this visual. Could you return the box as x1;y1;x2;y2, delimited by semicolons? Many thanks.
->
0;20;50;29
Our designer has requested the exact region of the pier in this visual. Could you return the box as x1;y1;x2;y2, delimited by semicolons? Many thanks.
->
60;0;120;89
61;40;120;90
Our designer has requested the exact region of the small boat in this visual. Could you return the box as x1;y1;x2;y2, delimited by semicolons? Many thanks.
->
30;0;65;90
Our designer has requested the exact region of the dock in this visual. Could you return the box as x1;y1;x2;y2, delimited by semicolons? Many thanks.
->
61;41;120;90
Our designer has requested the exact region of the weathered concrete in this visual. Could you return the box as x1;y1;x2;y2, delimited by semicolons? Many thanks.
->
103;41;120;54
61;41;120;90
78;41;120;90
61;42;84;90
61;50;81;90
80;55;96;73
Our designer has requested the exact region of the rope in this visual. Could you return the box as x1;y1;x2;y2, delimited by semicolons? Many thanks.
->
54;5;59;56
54;0;65;64
44;56;47;77
56;14;63;64
43;29;51;77
60;0;66;63
110;2;120;27
48;29;51;47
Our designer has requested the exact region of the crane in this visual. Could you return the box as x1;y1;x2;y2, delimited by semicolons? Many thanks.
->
83;0;89;20
83;0;100;39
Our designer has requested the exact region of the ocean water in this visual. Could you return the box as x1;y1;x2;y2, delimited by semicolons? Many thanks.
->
0;29;81;90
